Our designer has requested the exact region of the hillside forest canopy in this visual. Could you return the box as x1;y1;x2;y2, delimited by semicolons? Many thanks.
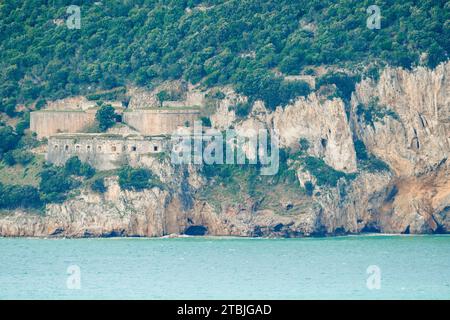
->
0;0;448;115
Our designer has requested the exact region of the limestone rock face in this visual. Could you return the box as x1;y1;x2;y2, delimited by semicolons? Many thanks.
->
209;87;239;130
0;178;171;237
271;94;357;173
348;61;450;234
351;62;450;176
0;63;448;237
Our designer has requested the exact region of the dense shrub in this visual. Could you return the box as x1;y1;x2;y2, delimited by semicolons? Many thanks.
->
354;139;369;161
234;102;252;118
0;183;42;210
95;105;117;132
118;166;159;191
10;149;34;165
156;91;170;108
35;98;46;110
364;157;390;172
303;156;354;187
39;166;78;203
202;164;234;183
15;118;29;136
200;116;212;127
16;133;40;149
91;177;107;193
236;71;311;110
65;156;95;178
304;181;315;197
356;98;400;128
354;139;390;172
0;126;19;154
2;151;16;166
298;138;310;152
316;72;359;101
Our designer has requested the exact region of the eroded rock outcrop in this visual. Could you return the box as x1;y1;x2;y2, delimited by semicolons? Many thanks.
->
271;94;357;173
352;62;450;176
0;62;448;237
349;62;450;233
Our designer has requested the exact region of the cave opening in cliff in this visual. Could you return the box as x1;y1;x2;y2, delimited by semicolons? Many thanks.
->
184;225;208;236
403;225;410;234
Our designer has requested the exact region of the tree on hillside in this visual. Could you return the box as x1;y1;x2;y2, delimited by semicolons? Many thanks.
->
95;105;117;131
0;126;19;155
156;91;170;108
65;156;95;178
118;165;159;191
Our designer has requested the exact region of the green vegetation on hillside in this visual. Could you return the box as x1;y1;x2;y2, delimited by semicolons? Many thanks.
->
90;177;107;193
354;139;390;172
0;0;448;114
302;156;356;187
64;156;96;178
39;165;80;203
356;97;400;127
0;0;446;213
95;104;119;131
0;183;42;210
118;165;162;191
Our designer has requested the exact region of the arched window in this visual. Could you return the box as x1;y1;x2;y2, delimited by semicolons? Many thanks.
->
65;145;69;151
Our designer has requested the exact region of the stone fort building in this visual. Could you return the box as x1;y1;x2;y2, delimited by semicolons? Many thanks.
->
47;133;168;171
31;105;201;170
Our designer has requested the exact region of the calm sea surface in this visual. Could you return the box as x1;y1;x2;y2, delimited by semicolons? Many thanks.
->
0;235;449;299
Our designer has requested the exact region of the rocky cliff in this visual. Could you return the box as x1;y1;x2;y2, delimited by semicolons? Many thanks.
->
0;62;448;237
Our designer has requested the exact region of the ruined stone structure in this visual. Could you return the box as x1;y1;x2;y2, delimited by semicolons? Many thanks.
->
31;107;200;138
123;109;200;135
33;104;201;170
30;109;97;138
47;134;168;170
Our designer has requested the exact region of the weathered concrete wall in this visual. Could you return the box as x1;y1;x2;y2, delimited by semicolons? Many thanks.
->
123;109;200;135
47;134;167;170
30;110;96;139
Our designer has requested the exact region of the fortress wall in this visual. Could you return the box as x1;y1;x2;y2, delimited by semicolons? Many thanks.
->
162;101;186;108
30;111;96;139
123;109;200;135
47;134;167;170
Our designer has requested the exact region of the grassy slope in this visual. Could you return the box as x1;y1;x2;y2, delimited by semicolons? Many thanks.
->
0;154;45;187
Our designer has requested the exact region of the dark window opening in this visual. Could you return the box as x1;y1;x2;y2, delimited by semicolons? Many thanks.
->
153;145;158;152
65;145;69;151
131;146;137;152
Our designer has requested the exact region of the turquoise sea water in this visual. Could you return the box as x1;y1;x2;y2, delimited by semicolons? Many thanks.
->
0;235;449;299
